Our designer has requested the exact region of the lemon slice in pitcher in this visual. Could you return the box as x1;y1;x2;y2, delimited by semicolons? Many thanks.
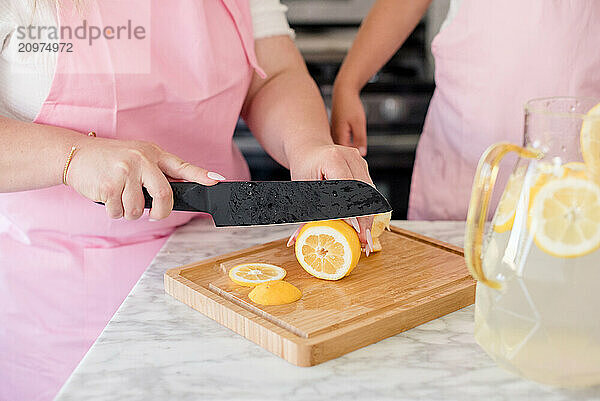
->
581;102;600;181
529;177;600;258
563;162;588;179
295;220;361;280
494;166;526;233
528;162;586;208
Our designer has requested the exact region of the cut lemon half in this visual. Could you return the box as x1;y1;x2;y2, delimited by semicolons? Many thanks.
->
529;177;600;258
248;281;302;305
494;166;526;233
581;102;600;181
294;220;361;280
228;263;286;287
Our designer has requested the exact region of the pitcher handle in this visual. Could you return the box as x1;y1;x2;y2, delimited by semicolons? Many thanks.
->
464;143;541;289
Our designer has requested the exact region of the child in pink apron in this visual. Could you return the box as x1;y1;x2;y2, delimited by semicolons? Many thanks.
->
331;0;600;220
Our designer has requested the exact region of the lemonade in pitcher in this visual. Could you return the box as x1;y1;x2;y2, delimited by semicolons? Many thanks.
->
465;97;600;387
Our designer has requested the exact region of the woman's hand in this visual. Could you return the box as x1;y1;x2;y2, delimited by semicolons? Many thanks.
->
287;144;376;254
67;137;224;220
331;84;368;156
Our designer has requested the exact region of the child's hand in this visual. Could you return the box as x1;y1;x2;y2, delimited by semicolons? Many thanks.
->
331;84;368;156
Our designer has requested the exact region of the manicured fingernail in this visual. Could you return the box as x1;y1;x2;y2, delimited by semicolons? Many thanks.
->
207;172;226;181
349;217;360;233
287;225;302;247
366;229;374;252
365;247;370;257
359;147;367;155
149;218;158;222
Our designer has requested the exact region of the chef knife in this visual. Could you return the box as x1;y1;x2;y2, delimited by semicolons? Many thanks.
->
135;180;391;226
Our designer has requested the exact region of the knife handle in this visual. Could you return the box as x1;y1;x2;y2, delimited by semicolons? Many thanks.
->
95;182;210;213
143;182;210;212
142;187;154;209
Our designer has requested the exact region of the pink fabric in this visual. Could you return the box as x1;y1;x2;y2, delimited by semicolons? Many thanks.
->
0;1;263;400
408;0;600;220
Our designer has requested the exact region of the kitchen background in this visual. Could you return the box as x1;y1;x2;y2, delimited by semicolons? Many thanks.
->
235;0;450;218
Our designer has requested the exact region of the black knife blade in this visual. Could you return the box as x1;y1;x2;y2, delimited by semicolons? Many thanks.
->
138;180;391;226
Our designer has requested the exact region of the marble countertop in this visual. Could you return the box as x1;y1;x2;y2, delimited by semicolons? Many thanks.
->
56;220;600;401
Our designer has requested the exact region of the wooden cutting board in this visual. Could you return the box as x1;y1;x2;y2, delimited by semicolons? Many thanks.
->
164;226;475;366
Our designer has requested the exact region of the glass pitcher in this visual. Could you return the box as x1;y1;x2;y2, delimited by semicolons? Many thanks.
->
465;97;600;387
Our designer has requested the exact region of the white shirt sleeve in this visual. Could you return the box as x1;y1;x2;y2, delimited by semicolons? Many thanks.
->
0;0;57;121
249;0;295;39
0;5;12;52
439;0;463;33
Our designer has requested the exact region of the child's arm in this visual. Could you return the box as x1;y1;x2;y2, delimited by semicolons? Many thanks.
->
332;0;432;155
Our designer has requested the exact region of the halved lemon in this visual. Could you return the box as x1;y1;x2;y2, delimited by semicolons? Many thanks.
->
248;280;302;305
581;102;600;181
294;220;361;280
494;166;527;233
529;177;600;258
228;263;286;287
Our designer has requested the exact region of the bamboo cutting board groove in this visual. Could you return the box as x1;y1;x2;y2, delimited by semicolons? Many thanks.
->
164;226;475;366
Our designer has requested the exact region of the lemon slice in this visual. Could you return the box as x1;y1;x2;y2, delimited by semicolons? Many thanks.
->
529;177;600;258
581;102;600;181
529;162;589;212
493;166;526;233
562;162;588;179
248;281;302;305
528;164;557;210
228;263;286;287
295;220;361;280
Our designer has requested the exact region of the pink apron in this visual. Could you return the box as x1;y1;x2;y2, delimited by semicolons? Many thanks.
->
408;0;600;220
0;1;264;400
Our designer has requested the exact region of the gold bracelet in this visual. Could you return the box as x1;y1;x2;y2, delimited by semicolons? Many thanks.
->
62;131;97;186
62;146;77;185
